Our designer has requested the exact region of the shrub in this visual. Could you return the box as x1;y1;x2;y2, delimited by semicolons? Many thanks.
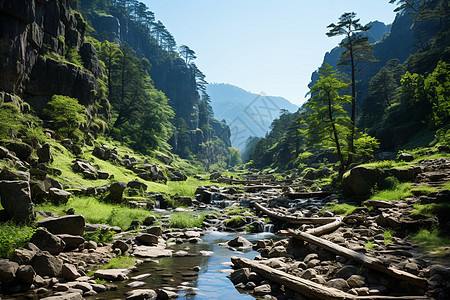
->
84;229;115;244
45;95;87;138
411;228;450;253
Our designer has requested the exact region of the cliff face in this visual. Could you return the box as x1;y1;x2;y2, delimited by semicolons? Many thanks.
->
0;0;101;112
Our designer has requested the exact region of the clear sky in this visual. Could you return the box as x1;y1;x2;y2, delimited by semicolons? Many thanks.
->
142;0;397;106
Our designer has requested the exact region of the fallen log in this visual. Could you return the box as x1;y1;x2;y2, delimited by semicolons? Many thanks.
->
231;257;428;300
287;230;428;289
306;217;343;236
254;202;337;225
231;256;356;300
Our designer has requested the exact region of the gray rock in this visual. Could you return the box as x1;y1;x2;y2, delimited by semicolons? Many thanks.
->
168;170;187;181
347;274;365;288
0;259;19;282
61;263;80;280
32;251;63;277
143;215;157;226
126;281;146;288
398;153;414;162
56;234;84;251
30;228;66;254
40;293;83;300
11;248;36;265
94;269;129;281
335;265;358;279
326;278;350;291
228;268;250;284
126;289;157;300
156;288;178;299
228;236;253;248
0;180;34;221
16;264;35;284
49;188;71;205
97;170;109;179
85;240;97;249
127;180;148;191
5;141;32;161
112;240;129;254
37;214;85;236
136;234;159;246
300;268;317;280
109;181;126;202
147;226;163;236
0;168;30;181
37;144;53;163
253;284;271;295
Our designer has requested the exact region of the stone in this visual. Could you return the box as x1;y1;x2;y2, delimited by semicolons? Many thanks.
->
37;144;53;163
253;284;271;296
126;289;157;300
126;281;146;288
72;161;97;174
209;172;222;180
147;226;163;236
168;170;187;181
228;268;250;284
398;153;414;162
303;253;318;263
268;246;288;257
143;215;157;225
0;259;19;282
112;240;129;254
342;166;384;196
11;248;36;265
227;236;253;248
136;233;159;246
85;240;97;249
0;180;34;221
97;170;109;179
16;264;35;284
335;265;358;279
94;269;129;281
355;287;370;296
300;268;317;280
5;141;33;161
0;168;30;181
37;215;85;236
49;188;72;205
326;278;350;291
61;263;80;280
56;234;84;251
30;228;66;254
32;251;63;277
131;273;152;281
109;181;127;202
133;245;172;258
156;288;178;299
127;180;148;191
40;293;83;300
347;274;365;288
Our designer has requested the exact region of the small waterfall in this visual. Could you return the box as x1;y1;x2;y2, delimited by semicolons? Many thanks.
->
263;224;274;233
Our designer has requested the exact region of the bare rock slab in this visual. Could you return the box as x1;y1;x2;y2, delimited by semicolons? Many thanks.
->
38;215;85;236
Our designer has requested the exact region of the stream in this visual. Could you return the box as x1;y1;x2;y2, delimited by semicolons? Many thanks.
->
87;231;282;299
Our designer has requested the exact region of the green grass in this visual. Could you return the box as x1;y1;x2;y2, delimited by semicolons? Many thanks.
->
88;256;137;276
411;229;450;254
224;215;246;227
0;222;35;258
84;229;115;244
36;196;157;229
370;182;412;201
225;207;247;216
384;230;394;246
323;203;357;216
169;211;212;228
410;185;439;196
412;202;450;217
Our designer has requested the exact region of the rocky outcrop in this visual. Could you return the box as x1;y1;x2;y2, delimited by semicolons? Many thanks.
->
0;0;99;113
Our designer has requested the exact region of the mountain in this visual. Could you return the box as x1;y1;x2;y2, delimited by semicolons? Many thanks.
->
207;83;298;151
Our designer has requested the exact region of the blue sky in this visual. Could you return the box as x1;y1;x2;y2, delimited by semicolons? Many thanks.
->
142;0;397;105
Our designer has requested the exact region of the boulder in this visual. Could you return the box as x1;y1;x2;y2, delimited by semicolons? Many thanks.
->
0;259;19;282
37;215;85;236
228;268;250;284
335;265;358;279
253;284;271;295
168;170;187;181
342;166;385;195
0;180;34;222
30;228;66;254
398;153;414;162
16;264;35;284
56;234;84;251
127;180;148;191
11;248;36;265
60;263;80;280
0;168;30;181
37;144;53;163
136;233;159;246
227;236;253;248
147;226;163;236
97;170;109;179
32;251;63;277
209;172;222;180
126;289;157;300
108;181;126;202
112;240;129;254
4;141;33;161
326;278;350;291
40;293;83;300
49;188;71;204
143;215;157;226
72;160;97;174
94;269;129;281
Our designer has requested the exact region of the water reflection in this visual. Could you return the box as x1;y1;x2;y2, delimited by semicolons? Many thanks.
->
87;231;278;299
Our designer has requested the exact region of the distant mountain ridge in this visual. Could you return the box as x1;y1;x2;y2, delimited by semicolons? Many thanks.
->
207;83;298;150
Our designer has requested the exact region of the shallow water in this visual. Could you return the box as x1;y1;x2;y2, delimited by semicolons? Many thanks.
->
87;231;280;299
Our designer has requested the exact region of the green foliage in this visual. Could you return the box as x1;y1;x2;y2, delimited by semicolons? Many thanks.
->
0;103;23;140
365;241;374;250
45;95;87;138
412;202;450;217
84;229;115;244
226;147;242;168
169;211;210;228
65;46;84;67
384;230;394;246
224;216;246;227
97;256;136;270
370;181;412;201
411;228;450;254
0;222;35;258
354;133;380;162
323;203;357;216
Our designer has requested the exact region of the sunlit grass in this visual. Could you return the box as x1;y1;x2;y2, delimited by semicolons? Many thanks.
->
370;182;412;201
323;203;357;216
412;202;450;217
411;228;450;254
36;196;157;229
169;211;214;228
0;222;35;258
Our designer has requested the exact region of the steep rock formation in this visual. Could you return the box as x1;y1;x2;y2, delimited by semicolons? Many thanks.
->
0;0;102;113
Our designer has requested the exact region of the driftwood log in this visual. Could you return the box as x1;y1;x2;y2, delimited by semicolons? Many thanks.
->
287;230;428;289
254;202;338;225
231;256;428;300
